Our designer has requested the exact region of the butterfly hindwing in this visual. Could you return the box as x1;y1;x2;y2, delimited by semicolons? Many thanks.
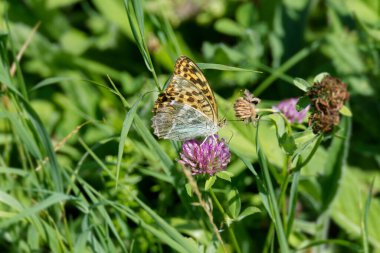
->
152;101;218;140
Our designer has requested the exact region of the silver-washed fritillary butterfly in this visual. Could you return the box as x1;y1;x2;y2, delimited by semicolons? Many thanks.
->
152;56;223;141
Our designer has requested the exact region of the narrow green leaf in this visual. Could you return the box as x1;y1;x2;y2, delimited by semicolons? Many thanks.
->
134;117;174;177
134;196;199;253
0;167;29;176
0;190;24;211
0;193;72;228
74;229;91;253
256;121;289;252
362;178;374;253
254;41;320;95
197;63;261;73
296;239;361;252
286;169;300;237
320;115;351;212
132;0;144;36
239;157;272;220
0;112;42;159
23;99;63;192
31;76;78;91
79;179;127;252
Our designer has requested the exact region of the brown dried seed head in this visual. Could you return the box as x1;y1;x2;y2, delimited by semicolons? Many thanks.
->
307;76;349;114
234;90;261;123
306;75;349;134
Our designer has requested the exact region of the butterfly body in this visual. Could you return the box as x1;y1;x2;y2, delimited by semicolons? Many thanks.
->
152;56;221;141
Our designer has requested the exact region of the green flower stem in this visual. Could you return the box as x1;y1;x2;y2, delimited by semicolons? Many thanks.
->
279;156;292;234
286;170;300;238
209;188;242;253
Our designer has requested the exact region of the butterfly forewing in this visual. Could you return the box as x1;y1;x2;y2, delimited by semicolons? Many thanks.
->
171;56;218;119
152;56;220;140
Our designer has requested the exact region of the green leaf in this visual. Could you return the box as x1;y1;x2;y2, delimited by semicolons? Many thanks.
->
237;206;261;221
266;114;296;155
227;188;241;219
339;105;352;117
185;183;193;197
214;18;245;36
331;168;380;250
314;72;330;83
236;2;255;27
205;176;216;191
279;133;297;156
293;78;311;92
215;171;233;182
60;29;90;55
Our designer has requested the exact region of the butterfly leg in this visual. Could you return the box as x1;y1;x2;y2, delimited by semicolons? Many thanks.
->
200;137;208;146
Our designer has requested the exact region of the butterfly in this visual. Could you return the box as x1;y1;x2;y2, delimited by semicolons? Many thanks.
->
152;56;223;141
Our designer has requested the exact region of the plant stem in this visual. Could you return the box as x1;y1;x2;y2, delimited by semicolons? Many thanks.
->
262;222;275;253
209;188;242;253
279;156;292;234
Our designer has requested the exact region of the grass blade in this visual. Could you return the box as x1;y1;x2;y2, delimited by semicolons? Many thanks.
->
256;121;289;253
134;196;199;253
115;95;142;186
0;192;72;228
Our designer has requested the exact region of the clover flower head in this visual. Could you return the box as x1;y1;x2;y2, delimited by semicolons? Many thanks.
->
273;98;309;123
179;135;231;176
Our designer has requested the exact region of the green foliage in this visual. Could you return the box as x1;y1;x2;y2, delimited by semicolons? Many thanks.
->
1;0;379;252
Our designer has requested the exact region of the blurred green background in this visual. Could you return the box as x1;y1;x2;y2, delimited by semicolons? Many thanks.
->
1;0;380;252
